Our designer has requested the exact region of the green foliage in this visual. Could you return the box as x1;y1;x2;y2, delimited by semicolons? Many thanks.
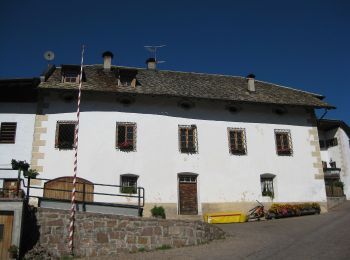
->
121;186;137;194
262;189;274;200
334;181;344;189
156;245;171;250
24;169;39;179
11;159;29;171
151;205;166;219
8;245;18;254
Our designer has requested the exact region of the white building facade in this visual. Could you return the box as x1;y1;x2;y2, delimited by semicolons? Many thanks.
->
27;54;335;218
318;119;350;199
0;78;38;188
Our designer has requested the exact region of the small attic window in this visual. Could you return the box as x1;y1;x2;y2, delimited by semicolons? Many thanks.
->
117;69;138;87
63;72;79;83
61;65;82;83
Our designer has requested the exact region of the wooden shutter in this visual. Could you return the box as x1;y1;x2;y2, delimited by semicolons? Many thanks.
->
0;123;17;144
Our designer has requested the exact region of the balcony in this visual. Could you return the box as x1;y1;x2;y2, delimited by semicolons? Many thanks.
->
323;168;341;179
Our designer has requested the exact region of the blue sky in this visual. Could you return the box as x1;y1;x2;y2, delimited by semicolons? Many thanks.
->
0;1;349;124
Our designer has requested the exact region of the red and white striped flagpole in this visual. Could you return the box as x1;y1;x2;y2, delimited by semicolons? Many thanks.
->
69;45;85;255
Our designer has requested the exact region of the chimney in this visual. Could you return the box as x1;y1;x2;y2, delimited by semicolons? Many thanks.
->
146;57;156;70
102;51;114;70
246;73;256;92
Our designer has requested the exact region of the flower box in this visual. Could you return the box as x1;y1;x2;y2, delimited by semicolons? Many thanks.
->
118;141;133;150
267;203;320;219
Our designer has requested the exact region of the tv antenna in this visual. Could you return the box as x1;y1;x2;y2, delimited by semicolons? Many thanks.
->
144;45;166;64
44;50;55;67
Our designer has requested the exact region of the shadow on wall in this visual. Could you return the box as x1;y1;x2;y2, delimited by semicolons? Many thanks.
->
20;204;40;258
41;91;314;127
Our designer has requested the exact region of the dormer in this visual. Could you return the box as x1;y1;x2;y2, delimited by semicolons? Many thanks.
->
61;65;83;83
116;68;138;87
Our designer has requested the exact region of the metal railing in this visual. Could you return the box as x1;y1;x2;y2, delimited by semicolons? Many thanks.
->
323;167;341;178
0;176;145;216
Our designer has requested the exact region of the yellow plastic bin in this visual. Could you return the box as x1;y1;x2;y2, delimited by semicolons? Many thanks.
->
204;212;247;224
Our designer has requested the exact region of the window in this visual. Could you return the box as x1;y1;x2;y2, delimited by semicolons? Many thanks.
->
179;125;197;153
0;122;17;144
179;175;197;183
61;65;82;83
62;72;79;83
260;174;275;198
228;128;247;155
319;140;325;149
274;129;292;156
116;123;136;151
120;174;138;194
326;138;338;148
55;121;77;149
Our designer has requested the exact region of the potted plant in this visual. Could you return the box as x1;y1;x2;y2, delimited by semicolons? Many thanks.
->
121;186;136;194
151;205;166;219
8;244;18;259
24;169;39;179
262;188;274;200
11;159;29;171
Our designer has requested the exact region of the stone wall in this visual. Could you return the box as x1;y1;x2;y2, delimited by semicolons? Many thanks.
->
35;208;225;258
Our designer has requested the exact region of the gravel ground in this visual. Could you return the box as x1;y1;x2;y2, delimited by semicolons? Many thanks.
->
85;201;350;260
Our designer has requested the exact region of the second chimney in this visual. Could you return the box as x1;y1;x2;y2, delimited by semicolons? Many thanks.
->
246;73;256;92
102;51;114;70
146;58;156;70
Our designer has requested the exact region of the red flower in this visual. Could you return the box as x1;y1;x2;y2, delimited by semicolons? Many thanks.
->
118;141;132;148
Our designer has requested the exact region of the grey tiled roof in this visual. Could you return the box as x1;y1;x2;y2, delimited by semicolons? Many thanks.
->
39;65;334;109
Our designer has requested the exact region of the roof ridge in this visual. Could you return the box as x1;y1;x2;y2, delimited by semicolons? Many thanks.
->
255;79;324;98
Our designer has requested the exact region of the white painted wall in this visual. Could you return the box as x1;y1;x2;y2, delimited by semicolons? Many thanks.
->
338;128;350;198
0;102;36;182
319;127;350;198
36;92;327;212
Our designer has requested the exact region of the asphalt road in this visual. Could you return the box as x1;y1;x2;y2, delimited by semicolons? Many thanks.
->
96;201;350;260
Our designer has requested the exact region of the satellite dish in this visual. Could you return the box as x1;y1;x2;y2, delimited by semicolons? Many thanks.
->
44;51;55;61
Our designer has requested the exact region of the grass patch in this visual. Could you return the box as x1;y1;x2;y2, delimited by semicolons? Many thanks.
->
156;245;172;250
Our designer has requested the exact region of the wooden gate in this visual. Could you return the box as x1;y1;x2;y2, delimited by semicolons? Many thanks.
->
178;175;198;215
0;211;14;260
43;177;94;202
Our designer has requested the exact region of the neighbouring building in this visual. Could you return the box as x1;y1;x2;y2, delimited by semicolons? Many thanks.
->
0;77;39;257
318;119;350;199
0;78;39;189
20;51;335;218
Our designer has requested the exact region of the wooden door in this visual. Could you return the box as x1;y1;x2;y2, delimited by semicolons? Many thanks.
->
179;175;198;215
43;177;94;202
0;211;14;260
